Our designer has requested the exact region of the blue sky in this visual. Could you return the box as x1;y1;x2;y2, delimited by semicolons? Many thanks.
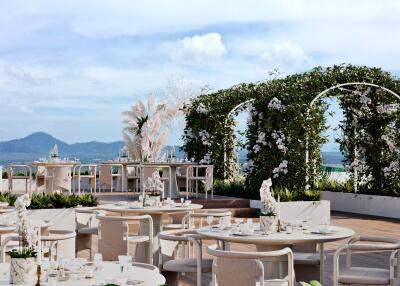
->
0;0;399;147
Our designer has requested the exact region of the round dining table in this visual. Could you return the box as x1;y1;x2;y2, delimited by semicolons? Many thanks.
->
0;261;165;286
27;161;78;193
197;224;355;281
98;202;203;265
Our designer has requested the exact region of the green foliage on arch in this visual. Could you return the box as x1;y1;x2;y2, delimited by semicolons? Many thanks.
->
183;65;400;197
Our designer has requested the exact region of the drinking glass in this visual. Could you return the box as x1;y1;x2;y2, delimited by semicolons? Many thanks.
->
47;272;59;286
180;198;184;206
206;215;214;228
286;223;293;234
247;218;253;228
93;253;103;269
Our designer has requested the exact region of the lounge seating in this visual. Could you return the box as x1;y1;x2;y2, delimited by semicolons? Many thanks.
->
333;236;400;286
207;244;295;286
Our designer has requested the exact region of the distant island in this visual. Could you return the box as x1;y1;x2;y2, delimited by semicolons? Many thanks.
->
0;132;344;166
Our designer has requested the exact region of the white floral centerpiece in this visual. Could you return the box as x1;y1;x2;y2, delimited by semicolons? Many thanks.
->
259;179;279;232
8;194;39;284
143;170;164;204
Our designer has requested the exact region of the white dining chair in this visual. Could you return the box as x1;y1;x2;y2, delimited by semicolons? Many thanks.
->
163;211;194;231
207;244;295;286
72;164;97;194
126;165;141;193
97;214;153;263
158;229;214;286
186;165;214;199
333;235;400;286
7;164;32;193
99;164;123;192
185;210;232;229
75;207;99;260
41;229;76;261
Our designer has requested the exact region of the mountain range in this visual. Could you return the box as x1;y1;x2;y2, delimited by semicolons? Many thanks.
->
0;132;344;165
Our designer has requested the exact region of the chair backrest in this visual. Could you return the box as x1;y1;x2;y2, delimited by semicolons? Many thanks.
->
99;164;113;187
126;165;140;177
188;211;232;228
207;244;294;286
158;229;200;266
75;207;98;229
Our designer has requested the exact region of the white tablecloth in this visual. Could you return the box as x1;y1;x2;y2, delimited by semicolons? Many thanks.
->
0;262;165;286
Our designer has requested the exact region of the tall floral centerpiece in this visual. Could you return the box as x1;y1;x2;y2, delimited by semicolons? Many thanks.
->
143;170;164;204
7;194;40;284
259;179;280;233
49;144;59;162
122;96;180;162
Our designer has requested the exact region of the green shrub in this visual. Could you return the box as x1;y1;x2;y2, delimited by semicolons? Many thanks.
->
212;179;320;201
29;193;98;209
0;192;17;206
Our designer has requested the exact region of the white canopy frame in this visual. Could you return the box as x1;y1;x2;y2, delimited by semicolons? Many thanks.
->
223;99;255;178
305;82;400;192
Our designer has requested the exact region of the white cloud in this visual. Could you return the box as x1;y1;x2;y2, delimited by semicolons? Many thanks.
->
162;33;227;63
259;41;310;68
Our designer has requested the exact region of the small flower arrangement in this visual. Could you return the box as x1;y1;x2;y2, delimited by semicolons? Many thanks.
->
259;210;276;217
144;170;164;197
49;144;59;158
7;194;38;258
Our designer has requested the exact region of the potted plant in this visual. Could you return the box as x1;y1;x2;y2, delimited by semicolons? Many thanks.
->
299;280;322;286
259;211;277;232
7;194;39;284
259;179;279;233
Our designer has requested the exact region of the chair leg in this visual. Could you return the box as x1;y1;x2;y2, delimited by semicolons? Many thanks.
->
319;243;325;284
186;179;189;200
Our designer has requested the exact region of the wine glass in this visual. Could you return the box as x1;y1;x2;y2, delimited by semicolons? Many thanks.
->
206;215;214;228
118;255;131;273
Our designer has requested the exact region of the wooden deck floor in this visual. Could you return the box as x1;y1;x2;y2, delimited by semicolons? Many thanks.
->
178;211;400;286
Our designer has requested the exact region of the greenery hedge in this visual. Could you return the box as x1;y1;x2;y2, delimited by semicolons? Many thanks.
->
0;192;98;208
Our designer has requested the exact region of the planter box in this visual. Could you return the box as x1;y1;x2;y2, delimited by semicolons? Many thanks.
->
321;191;400;219
250;200;330;225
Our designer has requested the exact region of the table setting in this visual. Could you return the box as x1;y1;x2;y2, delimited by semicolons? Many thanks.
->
0;255;165;286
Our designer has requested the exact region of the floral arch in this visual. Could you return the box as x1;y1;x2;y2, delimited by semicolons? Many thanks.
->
183;65;400;197
305;82;400;193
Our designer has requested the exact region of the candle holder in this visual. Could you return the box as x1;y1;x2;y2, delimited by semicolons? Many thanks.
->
35;264;41;286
